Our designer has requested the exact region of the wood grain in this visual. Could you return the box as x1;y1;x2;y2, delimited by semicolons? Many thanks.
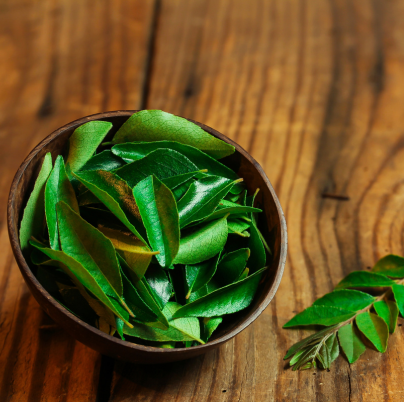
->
3;0;404;400
0;0;155;400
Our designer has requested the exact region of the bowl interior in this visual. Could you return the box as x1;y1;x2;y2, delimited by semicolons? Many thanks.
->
8;111;286;363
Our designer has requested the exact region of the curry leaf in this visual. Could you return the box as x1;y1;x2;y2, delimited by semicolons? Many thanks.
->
80;150;126;172
227;219;250;237
338;323;366;363
214;248;250;287
356;312;389;352
248;220;266;273
144;265;173;310
335;271;395;290
392;284;404;316
374;300;399;334
372;254;404;278
133;175;180;267
73;170;147;244
115;149;198;188
177;176;237;227
20;152;52;252
174;217;228;265
202;200;261;222
45;155;79;250
283;306;355;328
111;110;234;159
201;317;223;342
313;289;375;311
66;121;112;173
173;267;266;318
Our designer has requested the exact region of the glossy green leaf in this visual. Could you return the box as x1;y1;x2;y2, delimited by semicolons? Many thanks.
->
215;248;250;287
238;268;249;280
115;148;198;188
356;312;389;352
185;253;221;298
201;317;222;342
188;280;220;303
73;170;147;244
144;265;173;310
112;140;239;180
174;217;228;265
313;289;375;311
124;302;204;343
66;120;112;174
45;156;79;250
325;333;340;365
117;254;169;329
173;267;266;318
338;323;366;363
57;201;125;301
30;239;131;326
162;170;205;189
111;110;235;159
335;271;395;290
177;176;236;227
20;152;52;252
227;219;250;236
202;200;261;222
133;175;179;267
392;284;404;316
80;150;126;172
248;220;266;273
283;306;355;328
172;179;194;201
374;300;399;334
372;254;404;278
98;226;157;280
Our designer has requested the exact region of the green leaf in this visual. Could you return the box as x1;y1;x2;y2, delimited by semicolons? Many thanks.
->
73;170;147;244
117;254;169;329
115;149;198;188
177;176;236;227
30;239;131;326
174;217;228;265
325;333;340;365
172;179;194;201
162;170;205;189
356;312;389;352
111;110;235;159
202;200;261;222
374;300;399;334
133;175;179;267
248;220;266;273
214;248;250;287
66;120;112;173
20;152;52;252
284;325;338;360
227;219;250;236
335;271;395;290
45;155;79;250
124;302;204;343
372;254;404;278
98;226;157;280
338;323;366;363
112;140;239;180
115;317;125;340
238;268;249;280
313;289;375;311
201;317;223;342
56;201;126;302
144;265;173;310
80;150;126;172
185;253;221;298
392;284;404;316
173;267;266;318
283;306;355;328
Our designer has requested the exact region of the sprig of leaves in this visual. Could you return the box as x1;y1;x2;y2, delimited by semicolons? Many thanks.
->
19;110;270;348
284;256;404;370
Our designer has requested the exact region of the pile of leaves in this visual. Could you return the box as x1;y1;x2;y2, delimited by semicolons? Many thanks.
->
284;255;404;370
19;110;270;348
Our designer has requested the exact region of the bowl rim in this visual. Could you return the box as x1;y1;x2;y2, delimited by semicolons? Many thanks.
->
7;110;287;355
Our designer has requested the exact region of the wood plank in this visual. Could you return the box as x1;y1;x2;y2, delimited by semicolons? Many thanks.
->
110;0;404;401
0;0;154;400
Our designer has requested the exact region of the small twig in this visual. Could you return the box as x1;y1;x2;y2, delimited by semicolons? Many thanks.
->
321;193;350;201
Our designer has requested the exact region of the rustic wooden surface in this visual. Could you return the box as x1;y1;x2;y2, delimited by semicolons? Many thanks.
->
2;0;404;400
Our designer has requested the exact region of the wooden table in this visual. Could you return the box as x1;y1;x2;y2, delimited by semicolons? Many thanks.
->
1;0;404;400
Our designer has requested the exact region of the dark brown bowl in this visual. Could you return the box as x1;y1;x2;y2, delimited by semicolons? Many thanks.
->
7;111;287;364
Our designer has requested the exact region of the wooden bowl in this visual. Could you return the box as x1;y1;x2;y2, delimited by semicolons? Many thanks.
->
7;111;287;364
